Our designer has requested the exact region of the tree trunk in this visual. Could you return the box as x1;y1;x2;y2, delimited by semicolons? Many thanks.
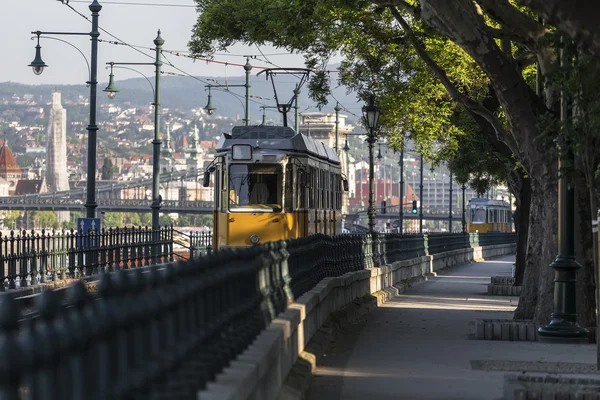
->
419;0;557;324
513;175;531;286
514;175;557;324
575;169;597;329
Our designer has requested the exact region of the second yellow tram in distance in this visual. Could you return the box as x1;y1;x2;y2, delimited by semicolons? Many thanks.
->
466;197;512;233
203;125;346;250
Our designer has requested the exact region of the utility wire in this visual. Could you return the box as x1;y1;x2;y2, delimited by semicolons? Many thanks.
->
68;0;196;7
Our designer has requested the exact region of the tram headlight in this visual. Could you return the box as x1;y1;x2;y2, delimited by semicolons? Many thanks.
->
232;144;253;160
250;234;260;244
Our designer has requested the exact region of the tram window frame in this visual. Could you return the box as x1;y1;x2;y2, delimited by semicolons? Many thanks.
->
330;172;334;210
310;166;316;209
284;163;293;212
321;170;326;209
220;165;228;213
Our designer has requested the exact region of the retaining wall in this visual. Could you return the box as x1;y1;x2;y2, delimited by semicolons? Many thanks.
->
197;243;516;400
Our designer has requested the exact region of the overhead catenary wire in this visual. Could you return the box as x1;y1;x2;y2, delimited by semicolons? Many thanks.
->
68;0;196;7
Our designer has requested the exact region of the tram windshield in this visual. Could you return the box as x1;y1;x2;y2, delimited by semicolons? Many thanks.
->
228;164;282;212
470;208;486;223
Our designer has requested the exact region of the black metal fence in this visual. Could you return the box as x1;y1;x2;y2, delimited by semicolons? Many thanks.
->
0;232;516;400
0;226;174;291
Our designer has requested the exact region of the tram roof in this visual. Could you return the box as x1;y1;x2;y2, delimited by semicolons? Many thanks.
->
215;125;340;165
468;197;509;207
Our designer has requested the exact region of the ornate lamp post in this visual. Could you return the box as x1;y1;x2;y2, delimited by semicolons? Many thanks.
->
334;102;341;152
362;96;381;233
103;30;164;263
538;40;588;339
30;0;102;218
462;184;467;233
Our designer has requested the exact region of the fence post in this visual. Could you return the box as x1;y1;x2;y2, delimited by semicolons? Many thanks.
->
0;233;5;292
0;294;22;399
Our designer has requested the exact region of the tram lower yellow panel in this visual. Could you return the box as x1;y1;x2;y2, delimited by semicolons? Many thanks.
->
215;211;311;248
467;223;511;233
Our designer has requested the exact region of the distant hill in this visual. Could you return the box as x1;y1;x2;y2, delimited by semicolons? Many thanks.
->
0;74;362;124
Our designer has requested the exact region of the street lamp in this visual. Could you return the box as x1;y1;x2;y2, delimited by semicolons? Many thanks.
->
103;30;164;263
30;0;102;218
362;96;380;233
203;58;252;125
204;87;216;115
28;33;48;75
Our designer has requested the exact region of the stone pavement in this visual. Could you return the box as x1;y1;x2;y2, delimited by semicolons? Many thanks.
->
306;255;596;400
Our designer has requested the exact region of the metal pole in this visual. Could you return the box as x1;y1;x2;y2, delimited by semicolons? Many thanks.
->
334;102;340;152
85;0;102;218
399;147;404;234
368;133;376;233
538;38;587;339
294;84;300;133
508;189;512;232
151;30;164;264
244;58;252;126
419;153;424;234
462;184;466;233
449;171;453;232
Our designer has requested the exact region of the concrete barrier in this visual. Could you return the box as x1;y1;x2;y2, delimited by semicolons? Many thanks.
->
197;243;516;400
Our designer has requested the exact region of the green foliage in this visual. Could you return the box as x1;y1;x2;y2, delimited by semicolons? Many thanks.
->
16;154;36;169
103;212;123;227
101;157;115;180
30;211;58;229
189;0;506;188
159;214;174;226
2;211;22;230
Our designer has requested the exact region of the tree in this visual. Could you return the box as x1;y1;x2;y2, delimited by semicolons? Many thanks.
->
516;0;600;58
103;212;123;227
31;211;58;230
190;0;600;326
101;157;115;180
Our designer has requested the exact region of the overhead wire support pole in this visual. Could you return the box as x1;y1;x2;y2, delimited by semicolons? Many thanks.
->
449;171;453;232
399;146;404;234
103;30;164;263
151;31;164;264
294;84;300;132
419;153;424;234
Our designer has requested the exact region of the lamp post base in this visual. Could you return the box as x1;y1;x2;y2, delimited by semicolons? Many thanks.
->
538;319;589;339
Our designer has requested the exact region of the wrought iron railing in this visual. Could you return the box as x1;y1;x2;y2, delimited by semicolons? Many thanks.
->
0;226;174;291
0;232;516;399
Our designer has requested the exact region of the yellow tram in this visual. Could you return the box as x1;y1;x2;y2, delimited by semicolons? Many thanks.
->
466;197;512;233
203;125;346;250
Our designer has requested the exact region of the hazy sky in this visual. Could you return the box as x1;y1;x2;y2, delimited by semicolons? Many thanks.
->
5;0;318;86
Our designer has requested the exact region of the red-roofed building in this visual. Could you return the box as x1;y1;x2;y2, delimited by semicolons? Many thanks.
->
0;143;22;194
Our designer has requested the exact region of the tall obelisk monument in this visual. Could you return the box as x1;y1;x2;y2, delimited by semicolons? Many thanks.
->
47;92;70;224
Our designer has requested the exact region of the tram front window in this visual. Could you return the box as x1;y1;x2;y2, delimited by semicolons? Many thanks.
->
229;164;282;212
470;208;486;223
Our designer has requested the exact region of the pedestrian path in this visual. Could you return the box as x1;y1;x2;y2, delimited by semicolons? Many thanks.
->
306;256;595;400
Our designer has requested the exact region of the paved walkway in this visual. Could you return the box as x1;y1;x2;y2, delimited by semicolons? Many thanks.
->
306;256;596;400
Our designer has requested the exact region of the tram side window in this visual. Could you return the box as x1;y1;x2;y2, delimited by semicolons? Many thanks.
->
310;167;316;209
297;169;306;210
321;170;326;209
220;166;227;213
330;172;334;210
